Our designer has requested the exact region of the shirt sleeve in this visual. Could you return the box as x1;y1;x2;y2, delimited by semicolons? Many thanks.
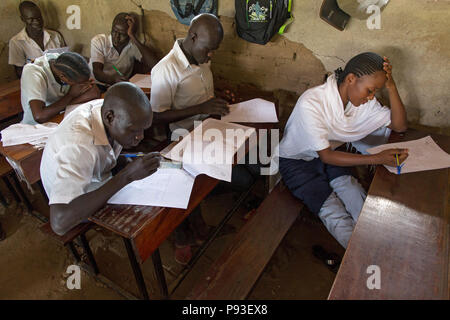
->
21;65;48;103
150;64;177;113
55;31;66;47
48;144;97;204
370;98;392;127
298;104;330;152
90;35;105;65
8;38;26;67
132;43;143;62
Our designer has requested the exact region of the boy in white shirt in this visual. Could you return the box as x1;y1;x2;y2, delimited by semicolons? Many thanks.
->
21;52;100;124
9;1;66;78
278;52;408;249
90;12;158;90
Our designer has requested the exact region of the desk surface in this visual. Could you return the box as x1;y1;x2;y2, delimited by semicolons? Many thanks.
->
328;130;450;300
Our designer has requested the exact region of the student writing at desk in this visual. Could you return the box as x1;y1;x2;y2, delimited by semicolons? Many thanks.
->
151;13;258;265
90;12;158;91
9;1;66;79
40;82;160;236
20;52;100;125
277;52;409;251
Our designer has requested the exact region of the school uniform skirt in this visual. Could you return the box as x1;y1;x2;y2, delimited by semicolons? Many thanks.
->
279;157;353;214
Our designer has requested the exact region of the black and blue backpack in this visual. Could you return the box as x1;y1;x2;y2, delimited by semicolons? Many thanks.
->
235;0;294;45
170;0;219;26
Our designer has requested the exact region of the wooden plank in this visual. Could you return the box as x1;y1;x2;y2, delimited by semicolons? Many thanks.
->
187;183;303;300
328;130;450;300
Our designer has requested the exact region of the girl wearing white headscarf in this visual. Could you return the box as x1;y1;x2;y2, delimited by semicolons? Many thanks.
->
278;52;408;248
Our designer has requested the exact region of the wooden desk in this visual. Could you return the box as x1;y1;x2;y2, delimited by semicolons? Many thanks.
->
328;130;450;300
0;79;21;122
0;113;64;185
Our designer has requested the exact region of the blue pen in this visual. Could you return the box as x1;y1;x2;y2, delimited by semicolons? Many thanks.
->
120;152;145;158
395;154;404;175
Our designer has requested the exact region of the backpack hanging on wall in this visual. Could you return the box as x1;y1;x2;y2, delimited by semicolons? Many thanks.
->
170;0;219;26
235;0;294;45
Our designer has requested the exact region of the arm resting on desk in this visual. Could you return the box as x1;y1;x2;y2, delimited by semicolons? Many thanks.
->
50;153;160;236
318;147;408;168
152;98;229;125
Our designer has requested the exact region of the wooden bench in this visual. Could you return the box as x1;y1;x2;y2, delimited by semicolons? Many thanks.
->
39;221;99;275
187;182;304;300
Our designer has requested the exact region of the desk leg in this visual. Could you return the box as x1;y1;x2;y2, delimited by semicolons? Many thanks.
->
79;233;99;275
10;173;33;212
67;242;81;263
152;248;168;299
123;237;149;300
3;175;20;203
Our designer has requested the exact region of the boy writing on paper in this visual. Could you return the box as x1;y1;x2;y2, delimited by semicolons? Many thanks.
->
91;12;158;91
40;82;160;236
9;1;66;79
278;52;408;249
21;52;100;125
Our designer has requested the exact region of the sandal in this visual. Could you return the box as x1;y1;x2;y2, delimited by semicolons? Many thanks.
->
312;245;341;273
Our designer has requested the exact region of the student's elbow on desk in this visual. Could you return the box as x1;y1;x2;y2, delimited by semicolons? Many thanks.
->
388;122;408;133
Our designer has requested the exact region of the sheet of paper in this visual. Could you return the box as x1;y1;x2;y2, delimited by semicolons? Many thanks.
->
130;73;151;89
108;168;195;209
161;118;256;182
221;98;278;123
44;47;70;55
367;136;450;174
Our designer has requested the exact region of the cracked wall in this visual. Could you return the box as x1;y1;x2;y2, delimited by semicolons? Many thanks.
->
0;0;448;129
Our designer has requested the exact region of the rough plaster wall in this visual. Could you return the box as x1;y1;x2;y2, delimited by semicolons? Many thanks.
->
0;0;448;128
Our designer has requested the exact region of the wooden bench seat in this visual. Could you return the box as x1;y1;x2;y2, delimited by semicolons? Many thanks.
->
187;182;303;300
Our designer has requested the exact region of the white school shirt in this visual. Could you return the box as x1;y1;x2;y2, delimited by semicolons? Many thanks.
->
90;34;142;85
40;99;122;205
150;39;213;132
279;74;392;161
20;53;70;125
9;28;65;67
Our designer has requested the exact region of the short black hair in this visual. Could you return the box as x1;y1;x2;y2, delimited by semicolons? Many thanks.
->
335;52;385;85
112;12;129;27
19;1;39;15
53;52;90;82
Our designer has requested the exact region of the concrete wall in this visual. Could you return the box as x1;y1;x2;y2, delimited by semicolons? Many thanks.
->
1;0;449;129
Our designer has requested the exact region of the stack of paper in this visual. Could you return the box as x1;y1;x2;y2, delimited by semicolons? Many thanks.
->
367;136;450;174
221;98;278;123
1;122;58;148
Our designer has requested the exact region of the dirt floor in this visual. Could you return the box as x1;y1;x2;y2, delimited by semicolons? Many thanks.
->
0;175;345;300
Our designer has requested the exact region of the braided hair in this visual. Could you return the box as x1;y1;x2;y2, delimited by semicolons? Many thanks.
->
52;52;90;82
334;52;385;86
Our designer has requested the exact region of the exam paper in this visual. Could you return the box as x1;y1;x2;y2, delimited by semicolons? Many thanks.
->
367;136;450;174
130;73;151;89
108;168;195;209
221;98;278;123
161;118;256;182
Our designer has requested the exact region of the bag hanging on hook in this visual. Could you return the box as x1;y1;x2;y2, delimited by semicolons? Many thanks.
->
170;0;219;26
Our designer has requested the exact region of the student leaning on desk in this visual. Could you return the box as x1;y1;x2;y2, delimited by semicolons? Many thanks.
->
90;12;159;90
20;52;100;125
40;82;160;236
277;52;409;252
